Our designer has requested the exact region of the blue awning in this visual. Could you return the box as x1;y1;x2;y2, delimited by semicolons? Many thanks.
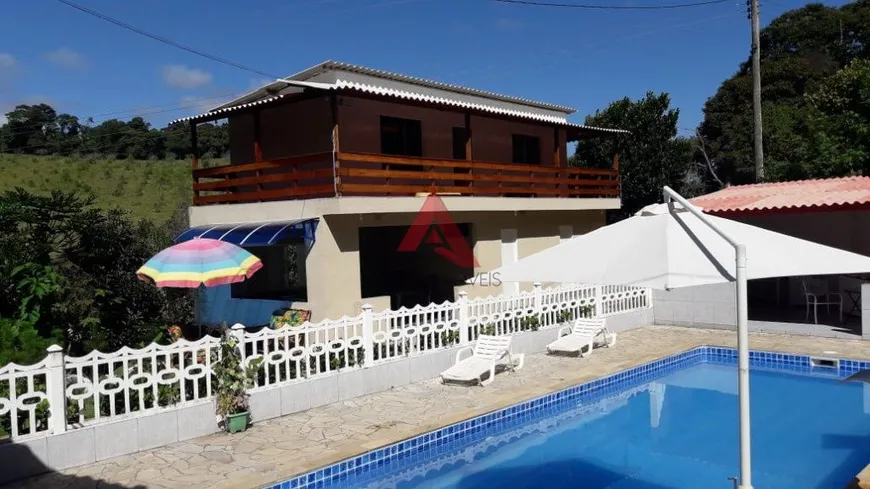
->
175;218;318;246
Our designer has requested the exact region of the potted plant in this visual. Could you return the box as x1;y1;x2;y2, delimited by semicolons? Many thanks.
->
213;327;260;433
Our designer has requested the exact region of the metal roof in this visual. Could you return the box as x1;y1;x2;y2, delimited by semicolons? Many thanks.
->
690;176;870;215
287;60;576;113
169;78;629;135
175;218;318;245
170;93;294;124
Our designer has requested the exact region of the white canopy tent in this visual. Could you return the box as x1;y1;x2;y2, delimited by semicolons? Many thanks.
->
485;187;870;489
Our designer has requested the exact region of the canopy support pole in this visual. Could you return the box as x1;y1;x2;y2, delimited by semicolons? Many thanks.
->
663;186;753;489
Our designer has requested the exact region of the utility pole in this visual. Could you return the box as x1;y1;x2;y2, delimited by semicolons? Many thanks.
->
749;0;764;181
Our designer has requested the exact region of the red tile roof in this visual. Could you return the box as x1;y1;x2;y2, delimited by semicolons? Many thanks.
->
689;176;870;215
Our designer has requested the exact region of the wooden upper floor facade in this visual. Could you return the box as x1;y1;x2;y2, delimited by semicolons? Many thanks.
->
174;61;628;206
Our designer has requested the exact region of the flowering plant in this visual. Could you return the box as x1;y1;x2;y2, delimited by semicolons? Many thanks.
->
212;327;261;417
167;325;183;342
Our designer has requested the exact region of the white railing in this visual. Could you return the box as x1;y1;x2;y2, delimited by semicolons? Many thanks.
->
64;337;220;427
0;282;652;440
0;351;55;439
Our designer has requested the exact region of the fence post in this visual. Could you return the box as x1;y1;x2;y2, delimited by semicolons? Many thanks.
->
230;323;246;362
533;282;543;315
457;291;470;345
45;344;67;435
593;285;603;317
645;287;654;309
361;304;374;367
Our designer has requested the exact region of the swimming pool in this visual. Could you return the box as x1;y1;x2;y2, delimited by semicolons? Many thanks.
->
263;347;870;489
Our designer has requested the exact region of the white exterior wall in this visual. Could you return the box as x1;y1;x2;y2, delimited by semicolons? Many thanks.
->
211;209;607;320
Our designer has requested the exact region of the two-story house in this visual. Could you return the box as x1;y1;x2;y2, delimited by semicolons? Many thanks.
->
170;61;627;325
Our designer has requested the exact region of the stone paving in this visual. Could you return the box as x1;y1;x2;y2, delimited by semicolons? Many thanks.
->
5;325;870;489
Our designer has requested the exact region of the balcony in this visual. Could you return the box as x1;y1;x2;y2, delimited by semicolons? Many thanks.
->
192;152;619;206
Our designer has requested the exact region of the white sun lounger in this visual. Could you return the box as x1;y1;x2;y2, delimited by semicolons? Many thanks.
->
547;317;616;357
440;334;524;386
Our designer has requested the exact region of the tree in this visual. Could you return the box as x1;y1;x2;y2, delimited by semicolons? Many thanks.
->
572;91;691;219
0;188;193;360
699;2;870;184
0;263;63;366
54;114;83;156
0;103;229;160
2;104;59;155
801;59;870;177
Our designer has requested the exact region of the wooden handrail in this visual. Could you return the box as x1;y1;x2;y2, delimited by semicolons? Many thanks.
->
194;169;334;191
194;184;335;205
336;168;613;187
192;151;619;205
193;152;333;178
340;183;618;197
337;151;618;177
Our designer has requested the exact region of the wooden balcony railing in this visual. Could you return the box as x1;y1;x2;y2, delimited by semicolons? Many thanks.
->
192;151;619;205
192;152;336;205
337;152;619;198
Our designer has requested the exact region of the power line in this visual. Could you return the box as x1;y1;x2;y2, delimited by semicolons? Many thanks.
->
20;0;734;148
12;0;428;134
491;0;732;10
54;0;279;79
6;9;735;141
87;92;247;119
1;123;209;155
462;10;738;84
2;91;247;137
1;102;237;154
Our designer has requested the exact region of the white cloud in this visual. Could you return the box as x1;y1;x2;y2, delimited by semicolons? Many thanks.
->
161;65;212;90
45;48;87;70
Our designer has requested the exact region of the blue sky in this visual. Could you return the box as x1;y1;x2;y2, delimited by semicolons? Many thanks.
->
0;0;852;135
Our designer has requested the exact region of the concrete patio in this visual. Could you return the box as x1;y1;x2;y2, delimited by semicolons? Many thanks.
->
4;324;870;489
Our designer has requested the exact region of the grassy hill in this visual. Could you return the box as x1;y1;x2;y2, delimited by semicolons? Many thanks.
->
0;154;198;222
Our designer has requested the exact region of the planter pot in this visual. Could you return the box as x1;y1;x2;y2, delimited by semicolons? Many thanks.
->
225;411;249;433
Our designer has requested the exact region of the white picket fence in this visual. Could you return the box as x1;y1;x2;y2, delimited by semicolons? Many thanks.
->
0;283;651;441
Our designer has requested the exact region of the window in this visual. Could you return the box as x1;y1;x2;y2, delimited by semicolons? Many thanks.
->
512;134;541;164
230;242;308;301
452;127;468;160
380;116;423;157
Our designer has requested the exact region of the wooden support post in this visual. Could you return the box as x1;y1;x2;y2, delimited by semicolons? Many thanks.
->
253;112;263;163
552;128;561;196
464;111;473;191
189;120;199;204
553;128;561;167
253;111;264;194
464;112;473;161
613;149;622;195
330;94;341;197
189;120;199;170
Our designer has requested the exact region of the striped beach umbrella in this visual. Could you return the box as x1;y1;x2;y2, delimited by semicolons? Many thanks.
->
136;238;263;288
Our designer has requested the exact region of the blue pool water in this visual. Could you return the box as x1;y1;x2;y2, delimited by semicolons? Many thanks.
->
266;348;870;489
